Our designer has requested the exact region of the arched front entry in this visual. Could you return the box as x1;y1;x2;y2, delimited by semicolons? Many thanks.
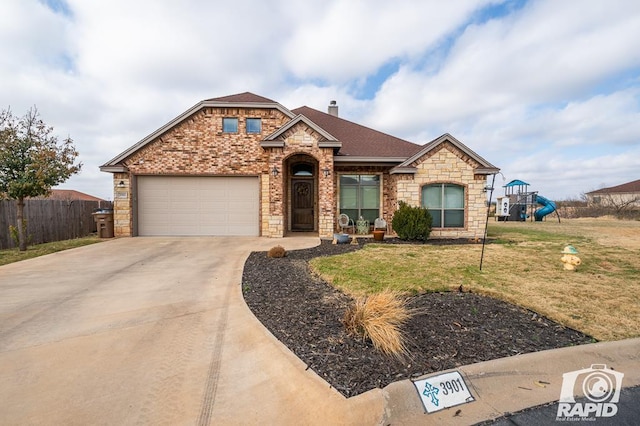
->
287;154;318;232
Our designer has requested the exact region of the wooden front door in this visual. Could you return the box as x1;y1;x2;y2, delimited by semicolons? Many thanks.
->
291;179;314;230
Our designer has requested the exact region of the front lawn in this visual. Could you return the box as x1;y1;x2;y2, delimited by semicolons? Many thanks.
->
0;236;104;266
310;218;640;341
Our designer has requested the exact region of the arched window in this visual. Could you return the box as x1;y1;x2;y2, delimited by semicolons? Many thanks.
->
422;184;465;228
292;163;314;176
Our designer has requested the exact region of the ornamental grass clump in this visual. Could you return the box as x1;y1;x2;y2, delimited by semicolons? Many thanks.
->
343;290;413;359
267;245;286;258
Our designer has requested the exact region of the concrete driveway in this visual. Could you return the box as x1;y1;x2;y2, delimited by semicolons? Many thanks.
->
0;237;381;425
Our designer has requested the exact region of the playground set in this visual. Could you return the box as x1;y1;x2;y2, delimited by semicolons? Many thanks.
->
496;179;560;222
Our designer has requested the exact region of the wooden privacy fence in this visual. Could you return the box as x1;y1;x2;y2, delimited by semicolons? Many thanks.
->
0;199;112;249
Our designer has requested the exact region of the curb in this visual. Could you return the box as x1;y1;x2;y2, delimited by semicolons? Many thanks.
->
380;337;640;425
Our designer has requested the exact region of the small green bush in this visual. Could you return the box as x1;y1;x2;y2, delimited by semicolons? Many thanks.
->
391;201;432;241
267;245;286;258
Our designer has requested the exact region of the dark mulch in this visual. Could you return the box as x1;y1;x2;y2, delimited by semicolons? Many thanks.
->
242;239;595;398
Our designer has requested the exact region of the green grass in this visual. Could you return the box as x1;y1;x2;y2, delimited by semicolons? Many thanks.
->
0;236;104;266
311;244;488;294
311;219;640;341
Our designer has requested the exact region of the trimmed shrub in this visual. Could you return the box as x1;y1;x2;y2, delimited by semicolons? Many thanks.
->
391;201;432;241
267;245;286;258
343;290;412;359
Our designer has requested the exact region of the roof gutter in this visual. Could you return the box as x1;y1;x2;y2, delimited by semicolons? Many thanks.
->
333;156;407;163
99;165;128;173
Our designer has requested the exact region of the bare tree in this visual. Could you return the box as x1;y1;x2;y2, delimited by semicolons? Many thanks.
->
603;192;640;215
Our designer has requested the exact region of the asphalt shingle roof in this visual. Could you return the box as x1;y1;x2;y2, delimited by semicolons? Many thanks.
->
206;92;277;104
292;106;421;158
588;179;640;194
201;93;421;158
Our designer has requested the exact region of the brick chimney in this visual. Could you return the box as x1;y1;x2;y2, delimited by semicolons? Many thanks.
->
328;100;338;117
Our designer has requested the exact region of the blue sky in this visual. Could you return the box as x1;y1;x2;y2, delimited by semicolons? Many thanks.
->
2;0;639;201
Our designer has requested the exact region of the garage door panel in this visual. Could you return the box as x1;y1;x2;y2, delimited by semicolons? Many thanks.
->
200;199;227;210
229;210;255;223
137;176;259;236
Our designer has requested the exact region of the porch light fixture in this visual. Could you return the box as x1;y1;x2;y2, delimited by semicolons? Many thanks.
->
322;168;331;177
271;166;279;177
117;180;126;188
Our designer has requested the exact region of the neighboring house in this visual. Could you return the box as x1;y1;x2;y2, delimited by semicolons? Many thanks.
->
100;92;499;239
585;179;640;207
33;189;107;203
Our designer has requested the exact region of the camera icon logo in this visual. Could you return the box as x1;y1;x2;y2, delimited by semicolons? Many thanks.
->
557;364;624;419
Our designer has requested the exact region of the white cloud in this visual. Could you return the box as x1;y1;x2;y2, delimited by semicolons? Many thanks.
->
283;0;499;81
365;0;640;134
1;0;639;202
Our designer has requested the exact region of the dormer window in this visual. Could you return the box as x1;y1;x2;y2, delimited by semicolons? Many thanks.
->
246;118;262;134
223;117;238;133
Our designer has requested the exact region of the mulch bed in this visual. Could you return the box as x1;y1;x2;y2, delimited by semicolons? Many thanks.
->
242;238;594;398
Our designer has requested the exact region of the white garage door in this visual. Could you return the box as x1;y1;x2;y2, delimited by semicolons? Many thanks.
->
137;176;259;236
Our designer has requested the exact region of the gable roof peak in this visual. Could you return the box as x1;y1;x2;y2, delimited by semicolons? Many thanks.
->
392;133;499;175
205;91;277;104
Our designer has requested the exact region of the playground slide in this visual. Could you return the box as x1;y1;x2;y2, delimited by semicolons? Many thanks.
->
534;195;557;221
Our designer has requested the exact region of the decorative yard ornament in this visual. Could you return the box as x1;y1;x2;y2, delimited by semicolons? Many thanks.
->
561;245;581;271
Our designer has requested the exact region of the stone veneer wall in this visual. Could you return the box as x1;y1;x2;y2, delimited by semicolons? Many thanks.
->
112;172;131;236
396;142;488;239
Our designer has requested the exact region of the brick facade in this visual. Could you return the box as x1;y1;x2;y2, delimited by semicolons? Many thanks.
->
111;107;340;238
106;101;496;240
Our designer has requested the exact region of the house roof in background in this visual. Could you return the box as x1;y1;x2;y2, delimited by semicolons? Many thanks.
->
587;178;640;194
33;189;106;201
